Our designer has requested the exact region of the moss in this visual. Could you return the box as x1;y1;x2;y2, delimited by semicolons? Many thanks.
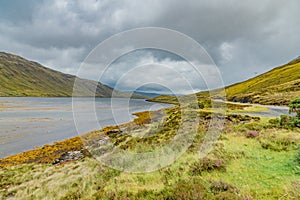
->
0;137;84;167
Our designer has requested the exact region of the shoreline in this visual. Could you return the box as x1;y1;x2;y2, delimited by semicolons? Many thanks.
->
0;98;171;159
0;107;170;168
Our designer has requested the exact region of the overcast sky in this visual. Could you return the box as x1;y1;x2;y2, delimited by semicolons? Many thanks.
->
0;0;299;94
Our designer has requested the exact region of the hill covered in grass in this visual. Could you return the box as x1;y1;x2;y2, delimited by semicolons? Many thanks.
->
151;57;300;106
0;52;141;98
225;57;300;105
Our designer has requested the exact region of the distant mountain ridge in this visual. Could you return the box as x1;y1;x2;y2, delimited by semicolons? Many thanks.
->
0;52;143;98
133;91;163;98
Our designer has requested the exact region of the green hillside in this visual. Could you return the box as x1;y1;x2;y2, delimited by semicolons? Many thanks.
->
0;52;140;98
151;57;300;106
225;57;300;105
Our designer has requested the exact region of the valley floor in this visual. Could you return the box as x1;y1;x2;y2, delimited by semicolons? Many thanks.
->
0;104;299;200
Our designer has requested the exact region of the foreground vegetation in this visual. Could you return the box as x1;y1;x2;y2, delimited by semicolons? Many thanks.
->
0;100;299;199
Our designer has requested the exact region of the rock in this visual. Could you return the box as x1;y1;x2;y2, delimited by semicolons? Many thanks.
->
52;150;84;165
97;136;110;146
106;129;122;135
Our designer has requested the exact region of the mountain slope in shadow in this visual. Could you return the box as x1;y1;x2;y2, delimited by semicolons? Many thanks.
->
0;52;142;98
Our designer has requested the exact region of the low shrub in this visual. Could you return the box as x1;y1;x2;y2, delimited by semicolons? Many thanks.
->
209;179;242;200
280;114;289;126
171;178;208;200
164;178;241;200
289;98;300;118
214;192;241;200
268;118;280;126
209;179;240;195
288;118;300;128
259;132;298;151
189;157;226;175
186;101;205;109
243;122;264;131
279;98;300;129
245;130;259;138
280;115;300;129
226;114;256;123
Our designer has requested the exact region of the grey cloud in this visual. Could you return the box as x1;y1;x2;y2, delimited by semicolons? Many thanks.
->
1;0;161;49
95;51;221;94
0;33;85;75
0;0;299;93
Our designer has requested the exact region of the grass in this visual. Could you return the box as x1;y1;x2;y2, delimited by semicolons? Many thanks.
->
0;158;122;199
224;59;300;105
228;103;269;113
0;131;298;199
148;95;179;105
202;134;299;199
201;102;269;115
1;104;299;199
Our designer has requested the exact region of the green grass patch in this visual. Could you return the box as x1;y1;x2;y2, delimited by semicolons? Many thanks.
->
0;106;299;199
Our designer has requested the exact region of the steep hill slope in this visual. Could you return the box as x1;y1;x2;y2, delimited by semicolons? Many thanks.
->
151;57;300;106
226;57;300;105
0;52;140;98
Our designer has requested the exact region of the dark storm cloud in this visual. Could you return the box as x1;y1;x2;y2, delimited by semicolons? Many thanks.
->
0;0;299;93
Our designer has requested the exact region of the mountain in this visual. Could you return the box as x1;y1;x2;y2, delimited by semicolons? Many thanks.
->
225;56;300;105
133;91;163;98
0;52;143;98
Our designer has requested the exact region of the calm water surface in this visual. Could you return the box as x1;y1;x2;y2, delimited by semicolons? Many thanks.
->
0;97;171;158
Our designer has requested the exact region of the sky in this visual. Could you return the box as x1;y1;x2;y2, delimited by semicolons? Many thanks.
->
0;0;299;94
